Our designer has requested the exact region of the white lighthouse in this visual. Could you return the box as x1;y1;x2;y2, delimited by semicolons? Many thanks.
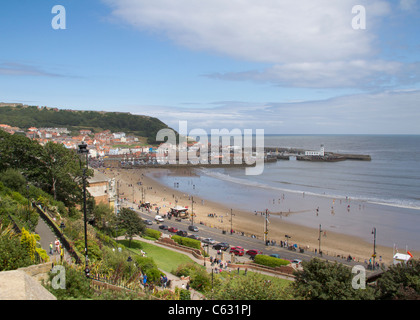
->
305;144;325;157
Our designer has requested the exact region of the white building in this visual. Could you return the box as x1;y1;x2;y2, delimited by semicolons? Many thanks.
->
393;252;412;265
305;144;325;156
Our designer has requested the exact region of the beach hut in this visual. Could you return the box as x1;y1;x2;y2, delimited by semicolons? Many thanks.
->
393;252;412;265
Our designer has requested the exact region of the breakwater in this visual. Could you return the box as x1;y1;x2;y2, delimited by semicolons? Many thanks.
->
265;147;371;162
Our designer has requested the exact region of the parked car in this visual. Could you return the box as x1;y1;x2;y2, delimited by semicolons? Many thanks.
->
269;254;280;259
232;248;245;256
188;225;199;232
154;215;164;222
158;224;168;230
246;249;262;257
292;259;302;266
187;234;200;240
229;246;244;254
212;242;230;251
202;238;216;245
168;227;178;233
176;230;188;237
143;219;153;225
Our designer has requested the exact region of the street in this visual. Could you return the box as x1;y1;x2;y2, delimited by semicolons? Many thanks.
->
125;202;365;269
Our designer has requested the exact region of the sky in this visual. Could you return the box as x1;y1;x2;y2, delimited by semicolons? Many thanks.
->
0;0;419;134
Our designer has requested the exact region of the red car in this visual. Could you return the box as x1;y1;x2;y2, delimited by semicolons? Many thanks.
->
168;227;178;233
246;249;262;257
232;248;245;256
229;246;243;254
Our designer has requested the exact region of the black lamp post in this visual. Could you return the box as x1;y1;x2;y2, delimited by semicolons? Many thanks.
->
318;224;323;256
60;221;65;234
372;227;377;270
78;142;89;277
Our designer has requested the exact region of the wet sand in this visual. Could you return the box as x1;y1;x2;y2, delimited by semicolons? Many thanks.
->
100;167;419;265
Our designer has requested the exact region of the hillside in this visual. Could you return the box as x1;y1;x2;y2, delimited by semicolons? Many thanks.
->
0;104;174;144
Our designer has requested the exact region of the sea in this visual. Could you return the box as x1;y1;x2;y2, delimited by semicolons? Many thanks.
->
149;135;420;250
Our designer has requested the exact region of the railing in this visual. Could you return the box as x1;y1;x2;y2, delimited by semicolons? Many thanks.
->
33;202;82;264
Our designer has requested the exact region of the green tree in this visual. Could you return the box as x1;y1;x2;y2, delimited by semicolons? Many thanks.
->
0;130;44;179
292;258;376;300
92;203;116;232
117;208;145;247
376;260;420;300
0;169;26;193
42;142;84;205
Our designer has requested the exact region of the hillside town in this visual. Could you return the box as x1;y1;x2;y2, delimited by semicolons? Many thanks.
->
0;123;162;164
0;123;267;167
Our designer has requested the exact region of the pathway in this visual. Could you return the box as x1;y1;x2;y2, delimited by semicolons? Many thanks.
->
35;216;71;263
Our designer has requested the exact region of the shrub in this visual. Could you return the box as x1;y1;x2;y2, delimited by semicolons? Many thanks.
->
146;267;164;284
135;256;158;274
45;263;94;300
254;255;290;268
171;235;201;250
0;234;32;271
173;262;210;292
144;228;161;240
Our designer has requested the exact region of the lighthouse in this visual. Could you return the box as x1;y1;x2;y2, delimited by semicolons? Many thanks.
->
305;144;325;157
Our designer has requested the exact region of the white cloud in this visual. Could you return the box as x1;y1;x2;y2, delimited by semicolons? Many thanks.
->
129;89;420;134
207;59;409;89
104;0;390;64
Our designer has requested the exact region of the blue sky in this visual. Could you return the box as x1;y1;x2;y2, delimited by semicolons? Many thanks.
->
0;0;419;134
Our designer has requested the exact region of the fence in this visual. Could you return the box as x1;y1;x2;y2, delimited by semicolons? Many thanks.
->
33;203;82;264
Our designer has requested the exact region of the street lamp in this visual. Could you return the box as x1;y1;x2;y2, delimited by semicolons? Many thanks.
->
78;142;89;277
372;227;377;270
318;224;323;256
59;221;65;234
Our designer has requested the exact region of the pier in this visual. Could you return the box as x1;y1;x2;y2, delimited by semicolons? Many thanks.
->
265;147;371;162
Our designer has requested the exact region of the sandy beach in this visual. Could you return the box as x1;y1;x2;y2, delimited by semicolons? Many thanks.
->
99;167;418;265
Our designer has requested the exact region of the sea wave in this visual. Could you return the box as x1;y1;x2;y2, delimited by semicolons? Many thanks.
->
198;168;420;211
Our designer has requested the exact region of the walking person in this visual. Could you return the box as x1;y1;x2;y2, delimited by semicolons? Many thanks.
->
54;238;60;253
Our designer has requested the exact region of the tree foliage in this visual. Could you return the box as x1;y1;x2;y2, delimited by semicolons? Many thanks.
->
0;130;92;208
376;260;420;300
211;272;288;300
0;225;32;271
292;258;376;300
0;105;174;144
117;208;145;247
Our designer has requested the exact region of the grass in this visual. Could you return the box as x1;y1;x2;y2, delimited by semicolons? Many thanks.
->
118;239;198;273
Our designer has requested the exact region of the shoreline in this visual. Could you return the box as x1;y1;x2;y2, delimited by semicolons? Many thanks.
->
100;167;419;265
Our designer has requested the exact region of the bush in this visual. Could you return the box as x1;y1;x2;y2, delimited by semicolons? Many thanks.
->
173;262;210;292
144;228;161;240
135;256;158;273
171;235;201;250
146;267;164;284
45;263;94;300
0;235;32;271
254;255;290;268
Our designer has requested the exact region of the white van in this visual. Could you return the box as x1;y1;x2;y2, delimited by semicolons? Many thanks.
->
154;215;164;222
